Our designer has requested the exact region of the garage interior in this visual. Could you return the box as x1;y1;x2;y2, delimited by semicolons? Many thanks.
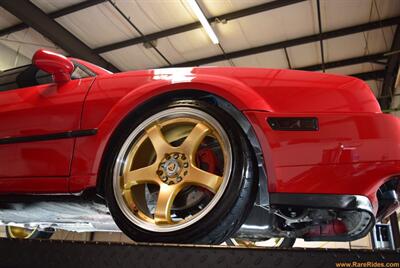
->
0;0;399;262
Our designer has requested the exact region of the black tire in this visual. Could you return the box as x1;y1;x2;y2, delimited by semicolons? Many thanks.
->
5;226;54;239
104;99;258;244
278;238;296;248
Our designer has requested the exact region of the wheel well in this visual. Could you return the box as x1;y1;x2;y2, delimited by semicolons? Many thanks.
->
96;90;269;206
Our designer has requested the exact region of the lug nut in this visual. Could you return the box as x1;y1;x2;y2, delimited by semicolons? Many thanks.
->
162;176;168;182
173;154;179;159
165;154;170;160
183;171;188;176
181;155;186;160
177;176;182;182
168;181;174;185
183;162;189;168
157;170;163;176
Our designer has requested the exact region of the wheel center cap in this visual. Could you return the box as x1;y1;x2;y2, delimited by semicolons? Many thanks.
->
157;153;189;185
164;158;180;177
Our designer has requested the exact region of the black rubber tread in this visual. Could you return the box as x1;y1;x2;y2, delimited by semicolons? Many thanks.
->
198;133;256;244
104;99;258;244
279;238;296;248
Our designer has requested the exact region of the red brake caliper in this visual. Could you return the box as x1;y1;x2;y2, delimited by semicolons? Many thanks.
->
196;147;218;174
196;147;218;194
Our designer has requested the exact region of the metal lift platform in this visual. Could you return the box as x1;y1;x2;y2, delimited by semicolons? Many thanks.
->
0;238;399;268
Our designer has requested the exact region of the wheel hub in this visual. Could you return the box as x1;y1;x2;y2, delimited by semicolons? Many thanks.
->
157;153;189;185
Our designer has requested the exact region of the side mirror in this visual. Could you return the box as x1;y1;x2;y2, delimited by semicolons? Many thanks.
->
33;49;74;83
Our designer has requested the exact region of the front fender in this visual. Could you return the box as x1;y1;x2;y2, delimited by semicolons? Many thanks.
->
82;71;272;131
69;71;270;192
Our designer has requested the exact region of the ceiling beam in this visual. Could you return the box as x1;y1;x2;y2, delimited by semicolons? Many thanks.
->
296;52;388;71
0;0;106;37
0;22;27;36
350;70;385;80
0;0;119;72
94;0;306;54
171;17;399;67
379;26;400;109
316;0;325;72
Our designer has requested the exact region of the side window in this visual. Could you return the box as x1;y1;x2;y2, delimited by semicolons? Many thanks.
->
0;65;30;92
0;65;53;91
16;65;53;88
0;62;94;92
71;66;91;80
70;61;96;79
35;69;54;85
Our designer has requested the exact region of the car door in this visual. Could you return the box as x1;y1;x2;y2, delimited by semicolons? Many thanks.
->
0;64;95;178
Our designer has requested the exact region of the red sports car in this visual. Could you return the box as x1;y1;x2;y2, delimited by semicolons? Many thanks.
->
0;49;398;244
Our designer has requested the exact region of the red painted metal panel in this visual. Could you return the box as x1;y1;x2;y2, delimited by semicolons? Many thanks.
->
0;177;69;193
0;77;94;178
245;110;400;211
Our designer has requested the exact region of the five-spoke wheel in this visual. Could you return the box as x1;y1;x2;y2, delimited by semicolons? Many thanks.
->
105;100;257;243
115;111;231;230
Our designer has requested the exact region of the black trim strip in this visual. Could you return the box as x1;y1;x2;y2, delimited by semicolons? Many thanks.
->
0;129;97;145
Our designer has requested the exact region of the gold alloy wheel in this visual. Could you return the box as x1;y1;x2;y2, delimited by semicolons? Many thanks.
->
6;226;38;239
113;108;232;232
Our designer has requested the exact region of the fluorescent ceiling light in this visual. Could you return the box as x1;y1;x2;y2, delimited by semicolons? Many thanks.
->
186;0;219;44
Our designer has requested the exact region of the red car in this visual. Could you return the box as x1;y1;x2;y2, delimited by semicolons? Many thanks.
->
0;49;398;244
